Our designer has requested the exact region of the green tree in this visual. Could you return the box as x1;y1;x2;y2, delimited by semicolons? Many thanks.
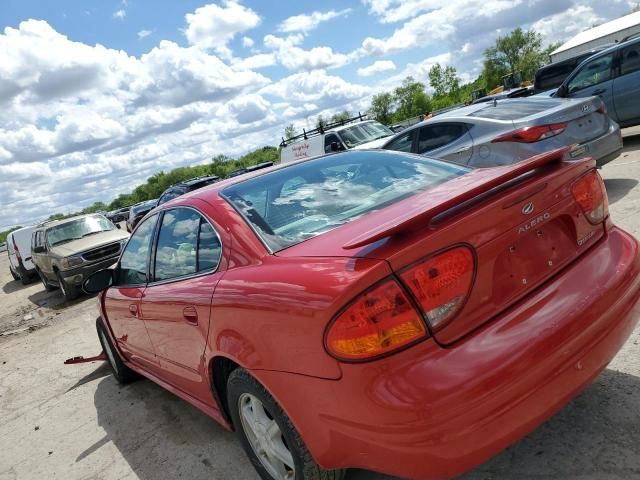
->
315;115;327;130
0;226;22;244
330;110;351;124
369;92;394;125
283;124;297;140
482;27;553;89
428;63;460;99
392;77;431;122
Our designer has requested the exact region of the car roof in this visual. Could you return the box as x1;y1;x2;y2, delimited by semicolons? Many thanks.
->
37;213;103;230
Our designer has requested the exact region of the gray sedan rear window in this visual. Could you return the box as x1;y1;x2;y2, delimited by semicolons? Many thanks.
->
222;151;468;252
469;99;562;120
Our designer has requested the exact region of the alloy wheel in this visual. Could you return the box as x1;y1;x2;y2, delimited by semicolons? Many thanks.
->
238;393;295;480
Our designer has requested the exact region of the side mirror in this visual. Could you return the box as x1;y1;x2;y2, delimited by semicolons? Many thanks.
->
115;223;121;229
83;269;114;294
556;84;568;98
33;245;46;254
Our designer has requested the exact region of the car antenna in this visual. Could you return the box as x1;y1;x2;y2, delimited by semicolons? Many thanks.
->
493;98;498;107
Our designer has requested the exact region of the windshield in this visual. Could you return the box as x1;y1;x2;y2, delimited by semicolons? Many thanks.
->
338;121;394;148
222;151;467;252
46;215;114;246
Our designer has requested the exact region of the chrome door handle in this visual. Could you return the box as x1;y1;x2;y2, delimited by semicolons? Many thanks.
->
591;88;606;95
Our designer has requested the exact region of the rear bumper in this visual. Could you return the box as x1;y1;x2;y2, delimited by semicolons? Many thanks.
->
255;227;640;479
574;120;623;167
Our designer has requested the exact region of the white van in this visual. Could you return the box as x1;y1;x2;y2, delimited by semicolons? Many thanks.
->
280;117;394;164
7;226;37;284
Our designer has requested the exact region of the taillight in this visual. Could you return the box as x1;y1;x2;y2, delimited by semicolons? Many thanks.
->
325;279;427;361
597;102;607;115
399;245;475;330
571;169;608;224
492;123;567;143
12;236;21;261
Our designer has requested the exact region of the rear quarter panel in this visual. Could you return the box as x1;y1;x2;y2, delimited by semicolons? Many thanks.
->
195;193;390;379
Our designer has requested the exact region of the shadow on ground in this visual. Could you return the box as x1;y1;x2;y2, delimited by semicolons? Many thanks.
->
622;133;640;152
604;178;639;205
2;275;38;294
27;289;95;310
78;367;640;480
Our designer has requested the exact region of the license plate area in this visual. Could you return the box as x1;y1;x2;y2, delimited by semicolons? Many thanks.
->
492;218;576;301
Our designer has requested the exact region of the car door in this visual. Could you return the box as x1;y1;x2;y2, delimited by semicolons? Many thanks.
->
35;231;54;280
565;52;617;121
104;213;158;368
139;206;224;401
612;41;640;126
414;123;473;164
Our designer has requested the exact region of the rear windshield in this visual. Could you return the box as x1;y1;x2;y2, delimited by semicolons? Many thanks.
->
222;151;468;252
469;99;562;120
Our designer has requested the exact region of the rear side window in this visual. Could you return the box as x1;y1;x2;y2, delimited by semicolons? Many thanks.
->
567;54;614;93
416;124;466;154
535;61;577;91
384;130;414;152
222;151;468;252
153;208;221;281
621;43;640;76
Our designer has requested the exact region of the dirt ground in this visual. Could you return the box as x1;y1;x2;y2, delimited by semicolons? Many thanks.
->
2;129;640;480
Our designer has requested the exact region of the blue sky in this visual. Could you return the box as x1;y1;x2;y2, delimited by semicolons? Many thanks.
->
0;0;635;228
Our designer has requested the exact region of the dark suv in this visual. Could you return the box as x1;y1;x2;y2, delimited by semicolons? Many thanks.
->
126;199;158;232
533;47;608;94
156;175;220;207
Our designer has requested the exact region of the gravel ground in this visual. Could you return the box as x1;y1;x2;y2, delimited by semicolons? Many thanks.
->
1;129;640;480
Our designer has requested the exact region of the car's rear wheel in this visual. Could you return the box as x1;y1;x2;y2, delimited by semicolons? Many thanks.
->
57;271;79;301
227;368;345;480
37;269;57;292
96;317;137;384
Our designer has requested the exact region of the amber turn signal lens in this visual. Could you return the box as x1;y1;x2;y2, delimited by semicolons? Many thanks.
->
326;279;427;361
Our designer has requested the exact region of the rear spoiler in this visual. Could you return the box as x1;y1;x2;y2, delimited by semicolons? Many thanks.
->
342;147;575;250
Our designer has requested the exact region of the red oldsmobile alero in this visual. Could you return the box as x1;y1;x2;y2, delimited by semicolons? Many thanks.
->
84;149;640;480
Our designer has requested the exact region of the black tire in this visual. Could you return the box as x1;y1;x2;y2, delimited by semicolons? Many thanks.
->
19;266;32;285
96;317;137;384
227;368;345;480
10;267;19;281
57;271;80;301
37;269;57;292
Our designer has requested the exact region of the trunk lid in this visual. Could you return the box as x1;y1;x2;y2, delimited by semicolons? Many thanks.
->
280;150;605;344
516;96;609;144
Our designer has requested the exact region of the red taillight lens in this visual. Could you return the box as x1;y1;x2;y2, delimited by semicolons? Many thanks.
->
597;102;607;115
326;279;427;361
399;246;475;330
571;169;608;224
492;123;567;143
12;236;21;261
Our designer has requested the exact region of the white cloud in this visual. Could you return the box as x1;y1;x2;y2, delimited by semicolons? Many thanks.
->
113;9;126;19
184;1;260;56
264;34;354;70
137;29;152;39
531;5;604;46
357;60;396;77
242;36;254;48
278;9;352;33
232;53;276;70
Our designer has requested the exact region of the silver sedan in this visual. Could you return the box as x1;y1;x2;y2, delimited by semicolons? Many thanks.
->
381;96;622;168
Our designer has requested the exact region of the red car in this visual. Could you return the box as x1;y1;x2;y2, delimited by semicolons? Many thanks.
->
84;148;640;480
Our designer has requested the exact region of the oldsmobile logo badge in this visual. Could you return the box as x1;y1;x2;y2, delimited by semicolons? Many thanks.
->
522;202;535;215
